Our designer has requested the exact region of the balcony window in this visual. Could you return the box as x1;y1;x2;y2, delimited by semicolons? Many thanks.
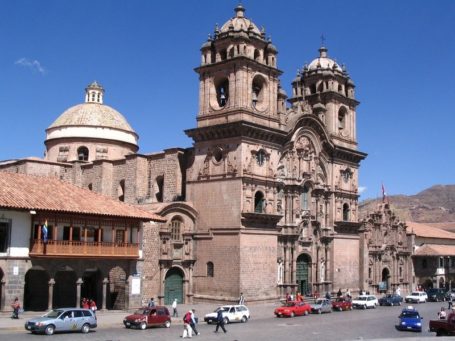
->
0;220;11;253
170;218;182;241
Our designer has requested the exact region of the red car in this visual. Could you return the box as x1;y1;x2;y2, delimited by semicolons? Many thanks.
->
274;301;311;317
123;306;171;329
332;297;352;311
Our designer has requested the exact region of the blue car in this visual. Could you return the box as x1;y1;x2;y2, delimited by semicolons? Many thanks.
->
396;306;423;332
379;294;403;306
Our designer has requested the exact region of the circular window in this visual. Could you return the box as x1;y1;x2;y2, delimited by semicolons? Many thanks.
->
256;150;266;166
213;148;223;163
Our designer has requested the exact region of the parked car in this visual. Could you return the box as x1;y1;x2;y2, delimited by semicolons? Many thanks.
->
310;298;332;314
123;306;171;329
25;308;97;335
204;305;250;324
378;294;403;306
352;295;378;309
395;306;423;332
332;297;352;311
274;300;311;317
427;288;447;302
429;309;455;336
445;289;455;301
405;291;428;303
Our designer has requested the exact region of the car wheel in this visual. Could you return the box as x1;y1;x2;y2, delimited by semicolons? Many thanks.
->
304;310;309;316
223;317;229;324
81;323;90;334
44;325;55;336
240;316;247;323
125;325;131;329
140;322;147;330
339;307;343;312
164;320;171;328
318;309;322;314
363;305;367;310
290;312;295;318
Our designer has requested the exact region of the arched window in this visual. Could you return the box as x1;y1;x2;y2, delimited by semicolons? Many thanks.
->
170;217;182;241
338;107;347;130
118;179;125;202
77;146;89;161
254;49;260;61
254;191;265;213
154;176;164;202
300;185;310;210
207;262;214;277
343;203;350;221
214;77;229;108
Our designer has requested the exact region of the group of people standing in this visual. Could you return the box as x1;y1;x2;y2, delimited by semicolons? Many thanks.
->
81;298;97;313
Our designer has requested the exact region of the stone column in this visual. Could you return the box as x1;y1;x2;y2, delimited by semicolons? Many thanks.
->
159;263;164;305
76;278;83;308
188;264;194;304
48;278;55;310
0;279;5;311
102;278;109;311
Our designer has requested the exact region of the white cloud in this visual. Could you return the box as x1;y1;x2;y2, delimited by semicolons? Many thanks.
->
358;186;367;194
15;58;46;75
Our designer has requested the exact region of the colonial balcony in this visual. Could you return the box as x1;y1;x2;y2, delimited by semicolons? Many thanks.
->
29;239;139;259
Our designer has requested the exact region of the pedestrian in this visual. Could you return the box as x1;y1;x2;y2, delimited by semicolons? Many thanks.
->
238;292;245;305
82;297;89;309
448;295;453;310
345;288;351;300
172;298;178;317
296;292;302;302
148;297;155;307
89;299;97;314
337;288;342;297
286;292;291;302
395;286;401;297
11;297;20;319
325;292;331;300
182;310;193;338
214;307;227;333
438;307;447;320
190;309;200;336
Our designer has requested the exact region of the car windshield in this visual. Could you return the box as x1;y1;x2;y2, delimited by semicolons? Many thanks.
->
315;299;325;304
216;307;230;312
44;309;64;318
283;302;296;307
356;297;367;301
410;292;420;296
400;311;419;318
335;298;345;302
134;308;149;315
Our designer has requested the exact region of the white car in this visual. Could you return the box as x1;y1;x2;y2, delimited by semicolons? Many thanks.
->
204;305;250;324
405;291;428;303
351;295;379;309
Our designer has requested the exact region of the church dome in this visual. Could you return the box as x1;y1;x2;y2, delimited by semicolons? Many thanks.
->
307;46;342;72
219;5;261;35
45;82;138;163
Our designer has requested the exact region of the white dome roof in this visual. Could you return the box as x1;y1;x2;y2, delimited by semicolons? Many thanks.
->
307;47;342;72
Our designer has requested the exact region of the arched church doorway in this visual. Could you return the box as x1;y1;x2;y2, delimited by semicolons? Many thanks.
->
296;254;311;295
81;268;101;305
54;267;77;308
381;268;390;293
108;266;127;310
24;267;49;311
164;267;184;305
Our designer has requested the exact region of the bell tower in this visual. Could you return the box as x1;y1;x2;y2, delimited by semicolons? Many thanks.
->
195;4;281;129
289;46;358;150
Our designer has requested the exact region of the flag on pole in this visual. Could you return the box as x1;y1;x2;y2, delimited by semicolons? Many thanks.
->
381;183;388;204
42;219;48;244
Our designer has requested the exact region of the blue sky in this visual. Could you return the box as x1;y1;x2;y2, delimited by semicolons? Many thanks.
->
1;0;454;200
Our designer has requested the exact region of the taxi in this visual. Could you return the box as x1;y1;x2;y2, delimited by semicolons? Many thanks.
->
396;306;423;332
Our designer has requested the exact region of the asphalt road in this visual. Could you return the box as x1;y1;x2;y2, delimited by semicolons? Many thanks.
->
0;301;451;340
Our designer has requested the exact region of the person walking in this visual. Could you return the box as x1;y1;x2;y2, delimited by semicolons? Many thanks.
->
214;308;227;333
189;309;200;336
238;292;245;305
11;297;20;319
148;297;155;308
182;310;193;338
172;298;178;317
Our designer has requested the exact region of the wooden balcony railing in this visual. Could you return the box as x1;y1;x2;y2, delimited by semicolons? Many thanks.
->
29;239;139;258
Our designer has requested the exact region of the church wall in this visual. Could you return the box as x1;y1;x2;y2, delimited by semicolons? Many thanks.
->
239;232;278;301
193;233;241;302
186;179;242;229
332;235;360;292
140;221;162;304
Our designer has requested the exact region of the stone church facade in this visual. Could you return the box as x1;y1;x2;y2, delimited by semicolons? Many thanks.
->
1;5;418;306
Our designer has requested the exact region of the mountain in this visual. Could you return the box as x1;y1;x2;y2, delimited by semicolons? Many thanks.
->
359;185;455;224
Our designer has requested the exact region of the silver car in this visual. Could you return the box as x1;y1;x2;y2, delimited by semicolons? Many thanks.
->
25;308;97;335
311;298;332;314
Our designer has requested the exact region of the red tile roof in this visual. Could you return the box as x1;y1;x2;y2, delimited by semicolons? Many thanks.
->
414;244;455;256
0;171;165;222
406;221;455;240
